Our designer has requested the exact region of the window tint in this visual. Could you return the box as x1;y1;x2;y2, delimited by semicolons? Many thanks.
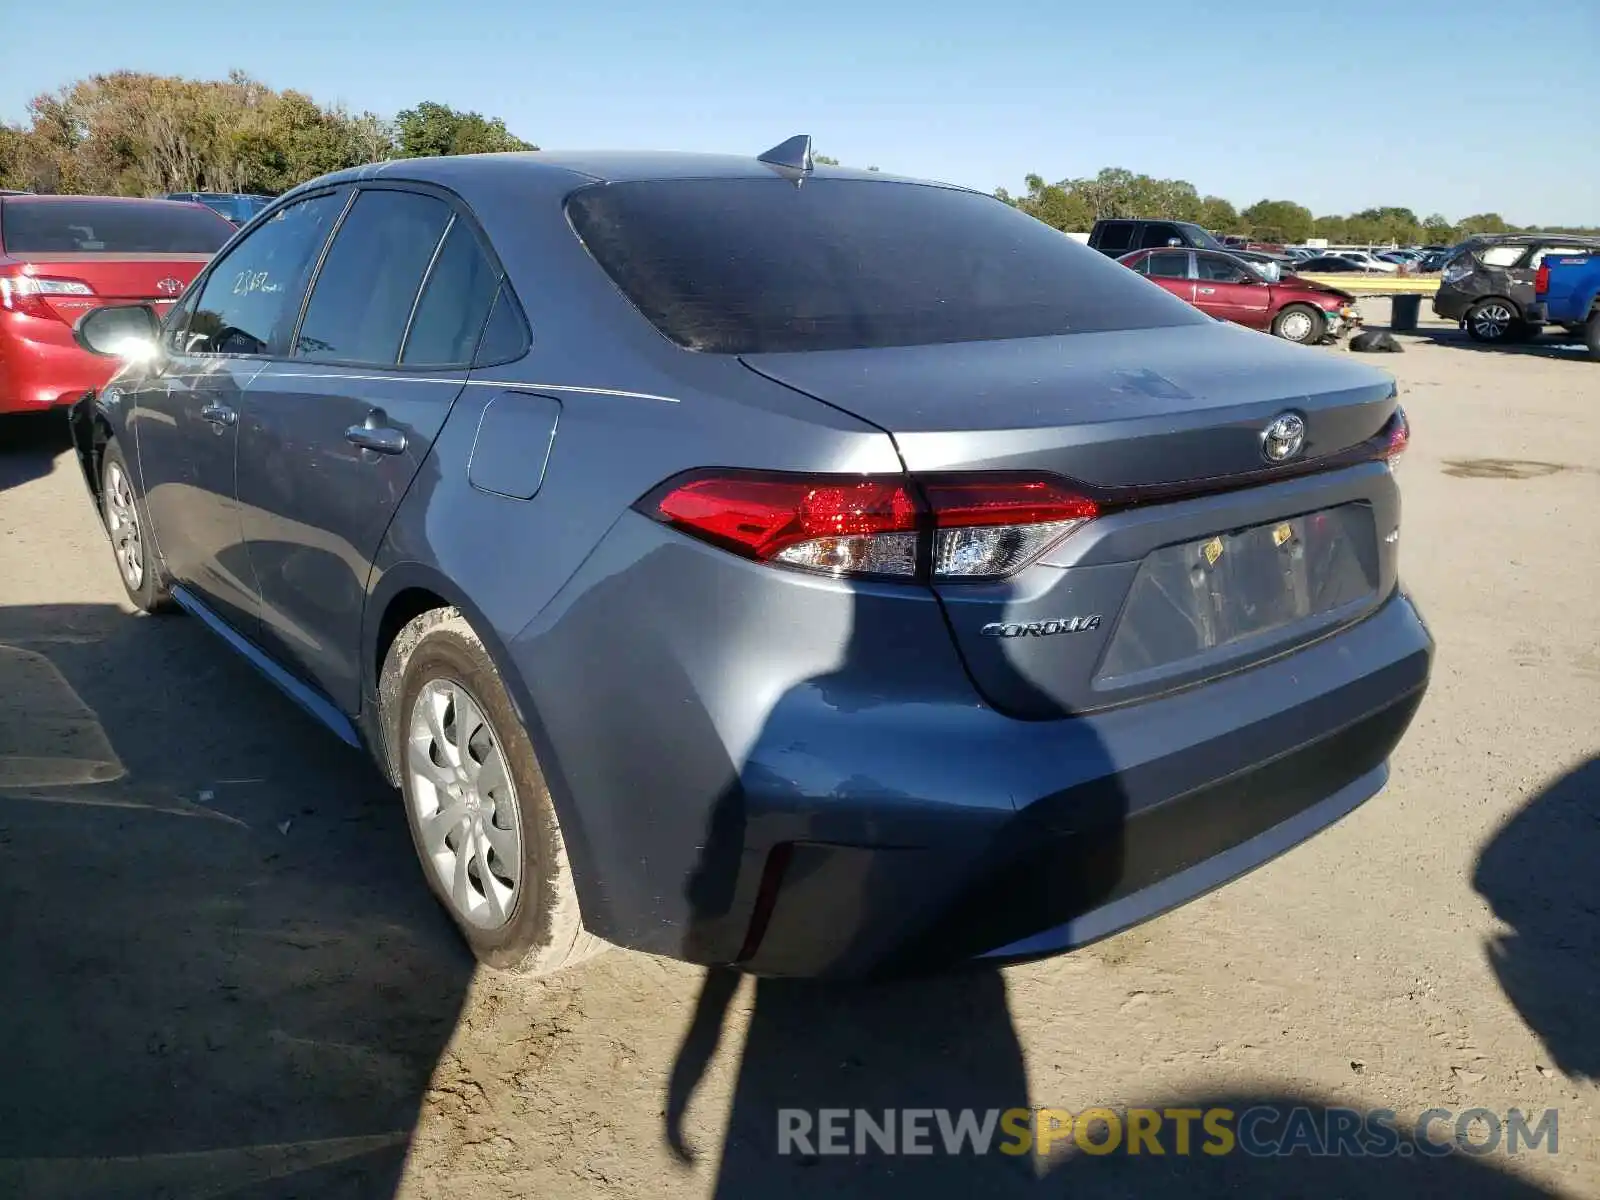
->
474;285;530;365
401;220;500;366
1095;221;1136;252
186;191;345;356
1139;223;1183;249
1124;255;1150;275
1;199;234;253
568;181;1207;354
1146;251;1190;279
295;189;452;365
1196;255;1249;283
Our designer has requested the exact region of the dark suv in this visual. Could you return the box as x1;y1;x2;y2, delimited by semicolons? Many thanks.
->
1433;234;1600;342
1088;218;1228;257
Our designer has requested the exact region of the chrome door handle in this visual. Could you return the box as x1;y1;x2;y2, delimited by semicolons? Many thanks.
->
200;402;236;427
1198;287;1216;294
345;412;407;456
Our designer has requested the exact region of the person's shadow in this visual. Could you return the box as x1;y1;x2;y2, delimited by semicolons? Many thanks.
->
1474;753;1600;1083
662;559;1129;1196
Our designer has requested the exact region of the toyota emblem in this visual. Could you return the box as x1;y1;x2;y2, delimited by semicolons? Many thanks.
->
156;276;183;296
1261;413;1306;463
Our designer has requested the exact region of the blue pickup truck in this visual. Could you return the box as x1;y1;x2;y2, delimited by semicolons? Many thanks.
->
1528;253;1600;358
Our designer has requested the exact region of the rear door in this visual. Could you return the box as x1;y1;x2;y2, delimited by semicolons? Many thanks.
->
238;185;502;711
0;197;233;324
1193;252;1273;327
1143;249;1196;304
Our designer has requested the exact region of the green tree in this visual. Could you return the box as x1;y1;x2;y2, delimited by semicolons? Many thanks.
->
1457;212;1509;235
1312;214;1349;242
393;101;535;158
1240;199;1313;243
1196;195;1242;234
1422;213;1456;245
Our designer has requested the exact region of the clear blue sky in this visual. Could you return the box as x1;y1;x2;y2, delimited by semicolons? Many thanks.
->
5;0;1596;223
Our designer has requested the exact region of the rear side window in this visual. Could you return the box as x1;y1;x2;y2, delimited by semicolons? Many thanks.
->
1095;221;1136;253
1477;245;1523;268
401;220;501;366
567;180;1207;354
473;285;531;365
295;189;453;365
0;199;234;253
1147;251;1191;279
186;191;345;356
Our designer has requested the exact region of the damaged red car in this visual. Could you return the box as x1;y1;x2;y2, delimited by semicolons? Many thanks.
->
1119;247;1360;344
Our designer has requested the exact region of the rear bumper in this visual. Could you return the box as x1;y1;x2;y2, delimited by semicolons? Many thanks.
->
0;314;116;412
522;537;1432;977
1430;287;1474;322
739;592;1430;977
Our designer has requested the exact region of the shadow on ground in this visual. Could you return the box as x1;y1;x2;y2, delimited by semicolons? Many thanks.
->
1475;754;1600;1085
1409;326;1596;362
0;602;473;1198
0;410;70;493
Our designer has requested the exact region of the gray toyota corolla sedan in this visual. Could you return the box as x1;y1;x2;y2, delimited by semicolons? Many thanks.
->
67;136;1432;979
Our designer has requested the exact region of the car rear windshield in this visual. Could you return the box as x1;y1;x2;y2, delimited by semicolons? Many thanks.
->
566;178;1208;353
0;199;234;254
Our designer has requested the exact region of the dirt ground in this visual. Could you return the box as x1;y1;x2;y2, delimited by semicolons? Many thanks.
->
0;303;1596;1199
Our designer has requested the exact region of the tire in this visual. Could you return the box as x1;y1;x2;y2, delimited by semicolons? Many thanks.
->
382;607;605;975
1271;304;1324;344
1585;312;1600;362
1464;298;1519;343
99;438;173;614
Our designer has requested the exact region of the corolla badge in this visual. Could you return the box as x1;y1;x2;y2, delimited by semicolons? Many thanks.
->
1261;412;1306;463
156;276;183;296
980;615;1102;638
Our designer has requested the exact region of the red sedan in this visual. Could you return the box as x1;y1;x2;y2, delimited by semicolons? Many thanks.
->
1118;247;1360;344
1;195;235;413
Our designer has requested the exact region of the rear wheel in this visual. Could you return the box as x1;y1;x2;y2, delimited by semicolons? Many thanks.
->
1464;298;1519;343
384;608;605;975
100;440;172;614
1271;304;1324;344
1585;312;1600;361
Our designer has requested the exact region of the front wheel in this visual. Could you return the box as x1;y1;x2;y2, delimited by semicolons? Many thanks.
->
1271;304;1325;344
100;439;172;614
383;608;605;975
1585;312;1600;361
1465;299;1519;343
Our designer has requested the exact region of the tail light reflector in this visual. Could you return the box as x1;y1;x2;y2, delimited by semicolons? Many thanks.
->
1534;264;1550;296
641;470;1098;581
1383;407;1409;469
0;273;96;322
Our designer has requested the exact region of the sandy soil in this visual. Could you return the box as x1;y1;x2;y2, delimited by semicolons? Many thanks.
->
0;304;1596;1199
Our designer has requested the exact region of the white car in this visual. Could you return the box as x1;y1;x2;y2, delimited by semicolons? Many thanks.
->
1331;250;1399;273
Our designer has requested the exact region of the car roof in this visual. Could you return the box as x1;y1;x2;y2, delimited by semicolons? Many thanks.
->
299;150;956;197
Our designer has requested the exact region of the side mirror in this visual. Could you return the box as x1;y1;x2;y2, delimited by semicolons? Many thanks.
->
74;304;160;359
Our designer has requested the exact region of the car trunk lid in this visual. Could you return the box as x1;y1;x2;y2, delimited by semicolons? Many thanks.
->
743;322;1402;716
4;252;210;323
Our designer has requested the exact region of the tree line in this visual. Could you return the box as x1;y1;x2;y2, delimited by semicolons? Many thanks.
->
2;73;1592;248
996;168;1598;246
0;72;534;197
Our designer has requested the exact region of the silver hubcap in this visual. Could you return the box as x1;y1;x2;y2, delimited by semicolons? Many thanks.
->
407;679;522;929
1280;311;1315;341
1473;304;1512;338
104;461;144;590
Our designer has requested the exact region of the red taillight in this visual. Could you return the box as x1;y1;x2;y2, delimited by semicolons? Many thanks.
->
1384;407;1409;467
641;470;1098;581
1535;264;1550;296
0;272;96;322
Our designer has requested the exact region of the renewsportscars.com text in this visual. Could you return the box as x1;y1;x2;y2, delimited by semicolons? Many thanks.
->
777;1106;1558;1159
